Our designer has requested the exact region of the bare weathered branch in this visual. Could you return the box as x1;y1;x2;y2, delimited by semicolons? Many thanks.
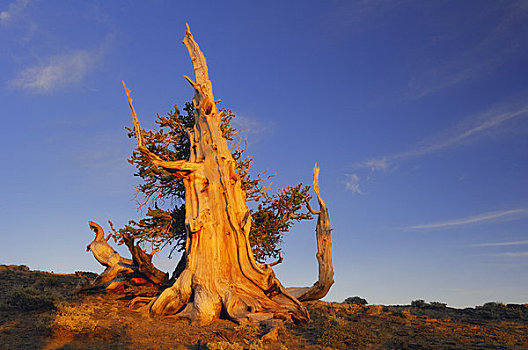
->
79;221;135;292
86;221;132;267
123;234;168;285
182;24;213;93
80;221;170;293
122;80;145;149
268;252;283;267
305;199;321;215
286;164;334;301
123;80;202;177
182;24;217;116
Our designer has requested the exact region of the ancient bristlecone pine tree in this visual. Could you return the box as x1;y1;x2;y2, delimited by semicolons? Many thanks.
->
121;26;333;325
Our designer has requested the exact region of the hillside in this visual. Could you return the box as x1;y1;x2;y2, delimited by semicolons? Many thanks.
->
1;265;527;349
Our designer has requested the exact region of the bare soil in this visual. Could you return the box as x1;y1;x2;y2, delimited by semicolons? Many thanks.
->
1;265;527;349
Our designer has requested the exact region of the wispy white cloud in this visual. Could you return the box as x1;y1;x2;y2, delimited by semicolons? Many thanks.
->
406;51;507;101
326;1;528;98
4;1;116;94
470;240;528;247
404;208;528;230
347;102;528;193
323;0;412;38
230;113;275;143
358;157;389;172
0;11;10;24
353;102;528;171
0;0;30;26
8;33;113;93
406;2;528;100
344;173;363;195
495;251;528;258
10;50;99;93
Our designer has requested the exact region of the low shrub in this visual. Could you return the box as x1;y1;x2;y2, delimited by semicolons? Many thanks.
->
343;296;368;305
34;275;62;288
317;321;348;348
411;299;428;308
36;312;56;334
0;286;56;311
430;301;447;309
478;302;505;310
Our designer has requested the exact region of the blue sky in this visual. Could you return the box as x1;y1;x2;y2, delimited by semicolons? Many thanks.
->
1;0;527;308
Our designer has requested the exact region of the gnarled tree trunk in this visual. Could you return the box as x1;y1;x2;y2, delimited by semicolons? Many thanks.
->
122;25;333;325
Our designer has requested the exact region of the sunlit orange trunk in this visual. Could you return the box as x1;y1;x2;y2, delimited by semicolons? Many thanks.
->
124;26;312;325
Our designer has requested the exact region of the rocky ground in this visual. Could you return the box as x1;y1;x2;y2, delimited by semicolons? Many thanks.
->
1;265;527;349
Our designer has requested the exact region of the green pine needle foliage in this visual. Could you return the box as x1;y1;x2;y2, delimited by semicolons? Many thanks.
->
112;102;312;263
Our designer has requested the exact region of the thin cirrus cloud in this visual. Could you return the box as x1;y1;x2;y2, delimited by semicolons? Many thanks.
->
323;0;407;37
4;0;114;94
230;113;275;144
495;251;528;258
0;0;30;25
403;208;528;230
469;240;528;247
405;2;528;100
325;1;528;100
353;102;528;172
9;49;103;93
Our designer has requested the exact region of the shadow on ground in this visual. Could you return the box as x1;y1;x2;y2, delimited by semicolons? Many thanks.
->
1;265;527;349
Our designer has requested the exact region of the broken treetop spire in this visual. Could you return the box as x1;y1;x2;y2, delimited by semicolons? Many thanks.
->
118;26;333;326
183;25;213;95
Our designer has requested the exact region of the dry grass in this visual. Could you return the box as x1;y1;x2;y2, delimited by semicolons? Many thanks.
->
1;265;528;349
206;341;244;350
51;303;99;335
